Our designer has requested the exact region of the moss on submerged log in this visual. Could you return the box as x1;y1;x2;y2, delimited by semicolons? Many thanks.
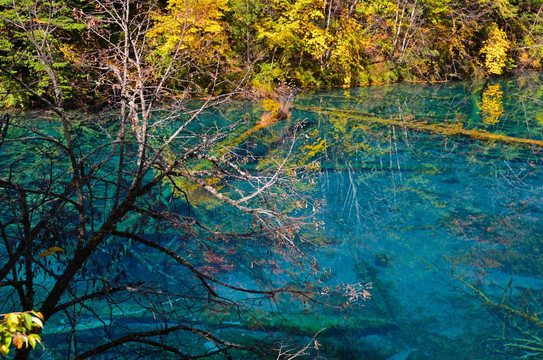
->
294;105;543;148
199;308;396;338
236;309;394;336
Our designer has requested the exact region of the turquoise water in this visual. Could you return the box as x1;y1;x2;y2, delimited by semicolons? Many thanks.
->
284;73;543;359
4;73;543;359
150;72;543;359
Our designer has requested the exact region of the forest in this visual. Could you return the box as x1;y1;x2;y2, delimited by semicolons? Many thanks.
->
3;0;543;109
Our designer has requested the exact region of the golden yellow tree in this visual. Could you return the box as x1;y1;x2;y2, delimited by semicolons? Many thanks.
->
256;0;330;60
329;16;370;87
150;0;231;69
480;26;510;75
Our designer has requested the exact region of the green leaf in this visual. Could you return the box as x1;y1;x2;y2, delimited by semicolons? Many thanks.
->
3;332;11;348
22;313;32;331
27;334;40;349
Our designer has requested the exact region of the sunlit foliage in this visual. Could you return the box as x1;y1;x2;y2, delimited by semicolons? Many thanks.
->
0;0;87;107
3;0;543;105
480;26;511;75
0;311;44;357
151;0;230;58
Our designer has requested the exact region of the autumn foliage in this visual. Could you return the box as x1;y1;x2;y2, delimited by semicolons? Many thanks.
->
3;0;543;107
0;312;44;357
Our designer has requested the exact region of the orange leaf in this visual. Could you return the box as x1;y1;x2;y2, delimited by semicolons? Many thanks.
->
49;247;65;252
39;250;54;258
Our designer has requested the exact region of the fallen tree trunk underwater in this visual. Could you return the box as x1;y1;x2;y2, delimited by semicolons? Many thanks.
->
293;106;543;148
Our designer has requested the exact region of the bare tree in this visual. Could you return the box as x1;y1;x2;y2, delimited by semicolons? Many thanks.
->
0;0;365;359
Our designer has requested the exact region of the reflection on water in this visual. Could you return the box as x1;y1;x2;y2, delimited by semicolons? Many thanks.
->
285;72;543;359
480;84;504;125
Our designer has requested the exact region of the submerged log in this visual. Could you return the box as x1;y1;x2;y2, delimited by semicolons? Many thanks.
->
294;105;543;148
245;311;397;336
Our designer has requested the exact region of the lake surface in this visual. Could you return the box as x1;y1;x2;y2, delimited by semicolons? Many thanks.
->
9;72;543;359
256;73;543;359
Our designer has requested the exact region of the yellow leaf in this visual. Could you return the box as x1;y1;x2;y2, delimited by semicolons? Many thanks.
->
32;311;44;320
1;344;9;356
49;247;65;252
6;313;18;327
39;250;54;258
